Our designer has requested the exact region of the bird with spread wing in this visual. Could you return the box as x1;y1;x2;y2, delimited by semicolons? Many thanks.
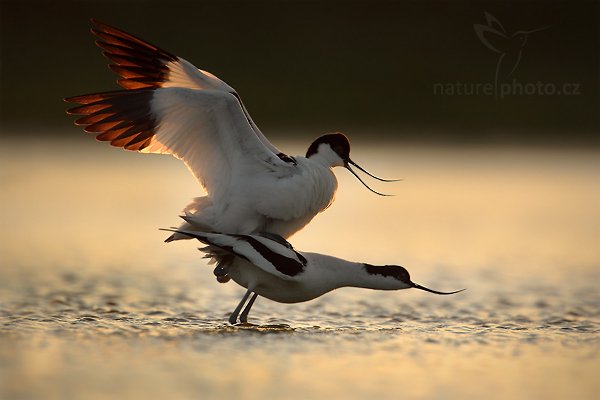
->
65;20;398;242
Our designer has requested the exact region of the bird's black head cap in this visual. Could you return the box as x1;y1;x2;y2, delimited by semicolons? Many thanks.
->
306;132;350;160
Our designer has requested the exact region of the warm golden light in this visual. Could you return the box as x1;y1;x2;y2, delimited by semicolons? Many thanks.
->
1;137;599;399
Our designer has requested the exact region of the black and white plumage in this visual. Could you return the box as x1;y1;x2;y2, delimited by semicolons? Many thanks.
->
166;230;465;324
65;20;398;242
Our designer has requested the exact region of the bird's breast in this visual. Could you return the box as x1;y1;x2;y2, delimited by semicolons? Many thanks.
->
252;159;338;222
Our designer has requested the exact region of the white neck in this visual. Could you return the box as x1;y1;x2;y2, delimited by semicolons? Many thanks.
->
303;253;412;292
308;143;344;168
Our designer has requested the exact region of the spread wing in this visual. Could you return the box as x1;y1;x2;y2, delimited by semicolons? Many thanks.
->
168;230;307;281
65;19;294;197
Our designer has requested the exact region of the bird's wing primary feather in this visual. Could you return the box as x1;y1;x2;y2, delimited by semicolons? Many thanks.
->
170;230;307;281
65;19;293;196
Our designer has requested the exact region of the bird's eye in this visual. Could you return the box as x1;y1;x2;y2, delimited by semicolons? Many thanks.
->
333;144;347;158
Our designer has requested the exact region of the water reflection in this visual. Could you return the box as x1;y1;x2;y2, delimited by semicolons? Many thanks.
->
1;137;599;399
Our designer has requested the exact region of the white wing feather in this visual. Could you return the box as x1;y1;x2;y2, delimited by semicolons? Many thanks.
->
163;58;282;156
66;20;295;200
143;87;293;199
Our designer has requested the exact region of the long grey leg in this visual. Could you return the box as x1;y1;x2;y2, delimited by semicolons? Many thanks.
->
229;289;253;325
239;293;259;323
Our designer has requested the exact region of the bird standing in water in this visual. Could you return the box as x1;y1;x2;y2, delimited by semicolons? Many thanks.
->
163;230;465;324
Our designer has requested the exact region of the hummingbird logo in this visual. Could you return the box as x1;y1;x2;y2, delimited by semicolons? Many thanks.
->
474;12;549;98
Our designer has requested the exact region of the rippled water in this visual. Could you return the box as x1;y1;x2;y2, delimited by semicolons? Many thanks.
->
1;136;599;399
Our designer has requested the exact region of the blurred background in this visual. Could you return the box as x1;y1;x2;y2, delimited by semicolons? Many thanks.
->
1;1;599;400
0;0;598;143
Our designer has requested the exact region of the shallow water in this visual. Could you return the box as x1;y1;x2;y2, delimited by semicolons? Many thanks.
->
1;137;599;399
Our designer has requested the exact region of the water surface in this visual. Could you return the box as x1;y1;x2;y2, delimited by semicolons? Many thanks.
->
1;137;599;399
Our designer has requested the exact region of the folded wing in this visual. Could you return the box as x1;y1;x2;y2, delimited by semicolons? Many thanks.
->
170;230;308;280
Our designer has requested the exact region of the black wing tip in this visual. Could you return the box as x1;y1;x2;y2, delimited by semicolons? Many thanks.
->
90;19;104;32
88;18;177;61
65;89;147;105
64;89;157;151
64;94;88;104
90;18;123;33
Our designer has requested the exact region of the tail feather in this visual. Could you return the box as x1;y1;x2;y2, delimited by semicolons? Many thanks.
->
163;211;214;242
